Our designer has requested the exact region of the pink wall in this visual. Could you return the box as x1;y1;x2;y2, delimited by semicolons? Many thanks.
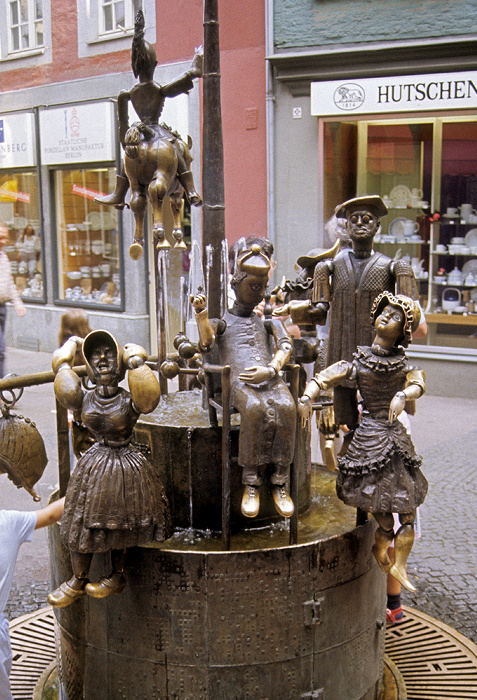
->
218;1;268;243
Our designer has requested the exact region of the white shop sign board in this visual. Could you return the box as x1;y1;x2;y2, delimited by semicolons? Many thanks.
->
311;71;477;117
0;112;36;168
40;102;115;165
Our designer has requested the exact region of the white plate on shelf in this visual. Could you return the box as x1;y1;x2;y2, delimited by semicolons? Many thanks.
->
389;185;411;208
462;259;477;275
388;217;408;240
464;228;477;248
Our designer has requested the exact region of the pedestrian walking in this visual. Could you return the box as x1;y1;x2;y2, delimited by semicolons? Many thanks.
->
0;222;25;378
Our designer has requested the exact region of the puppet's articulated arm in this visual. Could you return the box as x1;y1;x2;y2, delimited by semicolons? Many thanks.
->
298;361;353;426
267;319;294;377
124;343;161;414
52;337;84;410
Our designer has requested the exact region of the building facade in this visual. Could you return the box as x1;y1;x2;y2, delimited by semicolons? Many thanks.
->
268;0;477;395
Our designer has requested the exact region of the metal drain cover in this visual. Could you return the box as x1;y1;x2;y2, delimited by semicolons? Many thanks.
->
8;606;477;699
385;606;477;699
9;607;56;699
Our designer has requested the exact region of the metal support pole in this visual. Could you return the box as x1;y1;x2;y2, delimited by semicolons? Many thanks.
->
202;0;225;319
221;365;231;551
289;364;300;545
56;400;71;497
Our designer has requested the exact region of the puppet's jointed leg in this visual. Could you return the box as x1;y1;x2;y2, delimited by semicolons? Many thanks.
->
47;552;92;608
85;549;127;599
372;513;395;574
389;521;416;593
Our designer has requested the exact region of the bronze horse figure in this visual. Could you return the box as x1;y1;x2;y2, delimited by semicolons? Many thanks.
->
124;122;198;259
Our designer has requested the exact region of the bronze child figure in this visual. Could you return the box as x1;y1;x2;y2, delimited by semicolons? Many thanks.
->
190;244;296;520
299;292;428;592
48;330;171;607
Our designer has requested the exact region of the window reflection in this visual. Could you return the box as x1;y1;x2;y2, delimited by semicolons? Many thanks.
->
54;168;122;307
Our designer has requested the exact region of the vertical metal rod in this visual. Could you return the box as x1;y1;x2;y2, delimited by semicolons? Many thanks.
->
202;0;225;319
289;364;300;545
56;399;71;497
155;248;168;394
221;365;231;551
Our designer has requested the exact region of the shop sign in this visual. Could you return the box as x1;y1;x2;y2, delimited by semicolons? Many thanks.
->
311;71;477;116
40;102;115;165
0;112;36;168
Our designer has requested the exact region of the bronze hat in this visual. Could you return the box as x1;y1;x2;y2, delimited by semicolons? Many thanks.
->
82;330;125;382
296;239;340;269
335;195;388;220
236;244;271;277
371;292;421;346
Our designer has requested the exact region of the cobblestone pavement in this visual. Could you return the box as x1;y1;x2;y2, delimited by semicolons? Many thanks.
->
1;348;476;645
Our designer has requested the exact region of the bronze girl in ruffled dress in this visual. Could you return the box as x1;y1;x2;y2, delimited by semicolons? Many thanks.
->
48;330;171;607
299;292;428;592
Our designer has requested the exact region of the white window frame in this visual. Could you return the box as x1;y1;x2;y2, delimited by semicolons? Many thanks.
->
0;0;51;66
100;0;141;37
77;0;155;59
8;0;44;54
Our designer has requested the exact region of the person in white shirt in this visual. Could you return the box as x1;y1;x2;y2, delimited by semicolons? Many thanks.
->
0;498;64;700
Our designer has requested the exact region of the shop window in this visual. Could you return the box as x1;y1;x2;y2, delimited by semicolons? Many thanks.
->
322;115;477;351
54;167;122;308
0;170;43;300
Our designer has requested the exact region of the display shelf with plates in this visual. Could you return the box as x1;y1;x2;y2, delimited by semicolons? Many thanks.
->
58;210;121;306
374;203;431;309
3;220;44;300
428;214;477;318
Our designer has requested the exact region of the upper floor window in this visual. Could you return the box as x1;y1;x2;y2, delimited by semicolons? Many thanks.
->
8;0;43;53
100;0;142;36
77;0;154;59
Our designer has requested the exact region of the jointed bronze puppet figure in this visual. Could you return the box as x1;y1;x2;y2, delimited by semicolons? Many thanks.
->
299;292;428;592
191;244;296;520
96;10;202;257
279;196;418;430
48;330;171;607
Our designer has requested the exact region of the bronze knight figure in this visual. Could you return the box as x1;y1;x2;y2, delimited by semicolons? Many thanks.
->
96;10;202;258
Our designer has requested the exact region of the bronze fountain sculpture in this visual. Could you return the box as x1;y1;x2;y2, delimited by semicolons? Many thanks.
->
299;291;428;593
47;330;171;607
32;5;427;697
191;243;296;519
96;10;202;259
276;195;418;431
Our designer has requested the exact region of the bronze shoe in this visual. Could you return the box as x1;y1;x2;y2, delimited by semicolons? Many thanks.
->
47;576;88;608
241;485;260;518
372;527;394;574
389;563;416;593
271;485;294;518
85;573;126;599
